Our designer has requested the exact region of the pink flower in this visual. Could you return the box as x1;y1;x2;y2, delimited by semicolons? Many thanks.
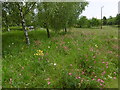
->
114;72;116;74
102;62;105;64
100;83;102;86
94;61;96;64
106;66;108;68
97;79;101;82
94;76;97;78
48;81;51;85
76;76;81;79
82;72;85;74
70;64;72;66
92;78;95;80
101;71;106;75
100;80;104;83
63;46;68;50
68;73;72;75
113;77;116;79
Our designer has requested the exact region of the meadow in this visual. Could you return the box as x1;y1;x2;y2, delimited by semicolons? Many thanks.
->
2;26;118;88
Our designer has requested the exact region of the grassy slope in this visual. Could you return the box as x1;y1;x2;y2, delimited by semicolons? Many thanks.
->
2;26;118;88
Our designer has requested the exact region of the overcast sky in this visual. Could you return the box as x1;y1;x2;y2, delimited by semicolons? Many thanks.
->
81;0;120;19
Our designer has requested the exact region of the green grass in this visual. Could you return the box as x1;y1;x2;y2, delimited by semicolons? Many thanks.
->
2;26;118;88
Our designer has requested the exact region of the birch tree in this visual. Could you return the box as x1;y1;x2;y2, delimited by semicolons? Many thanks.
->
2;2;36;45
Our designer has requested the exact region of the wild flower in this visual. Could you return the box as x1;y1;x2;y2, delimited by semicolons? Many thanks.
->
108;75;112;79
90;48;94;51
95;44;98;48
63;46;68;50
48;46;50;48
22;67;24;70
100;80;104;83
34;50;44;56
70;64;72;66
94;76;97;78
10;78;12;81
82;72;85;74
54;63;57;66
76;76;81;79
114;72;116;74
113;77;116;79
94;61;96;64
68;73;72;75
106;66;108;68
100;83;103;86
9;78;12;84
101;71;106;76
102;62;105;64
48;81;51;85
97;79;101;82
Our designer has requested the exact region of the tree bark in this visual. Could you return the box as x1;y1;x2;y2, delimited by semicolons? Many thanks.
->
18;4;30;45
65;27;67;33
46;27;50;38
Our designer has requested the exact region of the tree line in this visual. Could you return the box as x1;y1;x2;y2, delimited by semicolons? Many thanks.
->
76;14;120;28
2;1;88;45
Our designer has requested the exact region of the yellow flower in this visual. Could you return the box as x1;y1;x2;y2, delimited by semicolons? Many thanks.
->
34;50;44;56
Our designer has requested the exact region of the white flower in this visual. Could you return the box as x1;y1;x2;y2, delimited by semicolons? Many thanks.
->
12;43;14;45
95;44;98;48
54;63;56;66
48;46;50;48
108;75;112;79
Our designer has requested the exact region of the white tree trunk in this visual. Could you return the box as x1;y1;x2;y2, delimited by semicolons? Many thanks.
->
18;3;30;45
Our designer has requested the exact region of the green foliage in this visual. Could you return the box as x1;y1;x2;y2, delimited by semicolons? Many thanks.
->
2;26;118;88
107;16;115;25
115;14;120;25
77;16;100;28
103;16;107;25
37;2;88;32
90;17;100;27
77;16;89;28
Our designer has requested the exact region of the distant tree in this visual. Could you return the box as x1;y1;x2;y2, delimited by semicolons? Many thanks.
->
90;17;100;27
107;16;116;25
103;16;107;25
115;14;120;26
77;16;88;28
